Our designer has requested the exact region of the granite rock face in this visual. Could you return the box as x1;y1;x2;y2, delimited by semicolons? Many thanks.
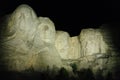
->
55;31;70;59
37;17;56;44
0;4;62;71
77;29;109;72
79;28;108;57
55;32;81;59
0;4;115;74
68;36;81;59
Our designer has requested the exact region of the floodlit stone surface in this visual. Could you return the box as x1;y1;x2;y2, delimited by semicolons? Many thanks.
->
55;31;70;59
0;4;117;75
0;4;62;71
33;44;62;71
79;28;108;57
37;17;56;44
68;36;81;59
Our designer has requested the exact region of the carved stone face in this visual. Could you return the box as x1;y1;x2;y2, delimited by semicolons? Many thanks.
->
38;17;56;44
55;31;70;59
0;4;62;71
0;4;113;75
79;29;108;56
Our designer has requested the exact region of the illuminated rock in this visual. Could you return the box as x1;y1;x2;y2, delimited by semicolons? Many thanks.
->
0;4;62;71
0;4;113;75
33;44;62;71
68;36;81;59
79;28;108;57
78;28;109;74
32;17;56;51
55;31;70;59
37;17;56;44
55;33;81;59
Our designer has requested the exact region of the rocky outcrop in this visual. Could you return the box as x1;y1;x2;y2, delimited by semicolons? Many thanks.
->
0;4;117;76
37;17;56;44
68;36;81;59
0;4;62;71
55;31;70;59
79;28;108;57
77;29;110;74
55;32;81;59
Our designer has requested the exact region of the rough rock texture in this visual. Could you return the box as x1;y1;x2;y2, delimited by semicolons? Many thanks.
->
68;36;81;59
37;17;56;44
79;28;108;57
0;4;119;78
55;33;81;60
76;28;110;74
55;31;70;59
0;4;62;71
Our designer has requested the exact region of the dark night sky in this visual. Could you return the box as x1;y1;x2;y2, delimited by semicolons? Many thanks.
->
0;0;120;36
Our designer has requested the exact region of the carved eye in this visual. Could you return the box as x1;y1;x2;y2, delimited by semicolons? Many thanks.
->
44;25;49;31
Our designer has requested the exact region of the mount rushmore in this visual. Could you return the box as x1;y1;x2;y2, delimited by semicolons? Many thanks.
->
0;4;119;76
